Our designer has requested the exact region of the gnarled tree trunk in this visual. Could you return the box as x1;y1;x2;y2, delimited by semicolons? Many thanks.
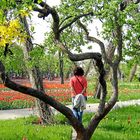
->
20;16;53;124
94;42;115;99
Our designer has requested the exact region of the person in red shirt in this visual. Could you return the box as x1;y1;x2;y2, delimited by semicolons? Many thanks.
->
70;66;87;123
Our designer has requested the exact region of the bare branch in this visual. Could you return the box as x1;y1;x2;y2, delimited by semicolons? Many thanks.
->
33;7;50;18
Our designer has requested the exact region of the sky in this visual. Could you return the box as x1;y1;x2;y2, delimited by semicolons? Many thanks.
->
31;0;103;53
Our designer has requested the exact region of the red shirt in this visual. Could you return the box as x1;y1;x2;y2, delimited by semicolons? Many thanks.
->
70;76;87;97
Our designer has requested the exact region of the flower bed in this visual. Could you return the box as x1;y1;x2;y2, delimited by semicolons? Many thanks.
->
0;81;72;109
0;91;35;110
0;80;93;109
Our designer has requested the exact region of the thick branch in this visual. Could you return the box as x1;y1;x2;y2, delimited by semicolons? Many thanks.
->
33;7;50;18
56;41;102;61
33;1;60;39
113;16;123;65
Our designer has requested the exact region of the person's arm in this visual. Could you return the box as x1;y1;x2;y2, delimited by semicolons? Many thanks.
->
81;77;87;95
81;87;86;95
70;86;77;95
70;78;77;95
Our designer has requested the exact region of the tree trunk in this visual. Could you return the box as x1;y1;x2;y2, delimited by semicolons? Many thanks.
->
94;42;115;99
20;16;53;124
59;51;64;84
129;64;137;82
117;66;122;80
84;59;92;77
94;81;101;99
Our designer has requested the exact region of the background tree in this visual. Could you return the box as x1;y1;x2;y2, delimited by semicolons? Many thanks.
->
20;16;53;124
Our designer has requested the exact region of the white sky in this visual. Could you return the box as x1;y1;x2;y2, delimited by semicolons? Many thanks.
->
30;0;103;53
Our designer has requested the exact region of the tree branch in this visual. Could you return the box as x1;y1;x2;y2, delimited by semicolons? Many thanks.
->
56;41;102;61
77;20;112;66
33;1;60;39
59;12;93;33
59;16;72;27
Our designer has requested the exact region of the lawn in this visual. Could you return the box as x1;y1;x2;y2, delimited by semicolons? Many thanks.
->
87;81;140;103
0;105;140;140
90;105;140;140
0;116;71;140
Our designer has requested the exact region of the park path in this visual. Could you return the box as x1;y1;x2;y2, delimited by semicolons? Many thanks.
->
0;99;140;120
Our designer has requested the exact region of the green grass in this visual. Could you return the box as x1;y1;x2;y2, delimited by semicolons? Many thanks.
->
0;106;140;140
83;105;140;140
87;81;140;103
0;116;71;140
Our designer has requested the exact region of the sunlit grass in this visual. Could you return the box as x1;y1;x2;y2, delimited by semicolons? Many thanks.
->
0;116;71;140
83;105;140;140
0;106;140;140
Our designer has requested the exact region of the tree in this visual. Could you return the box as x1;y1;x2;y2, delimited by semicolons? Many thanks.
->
20;16;53;124
0;0;140;139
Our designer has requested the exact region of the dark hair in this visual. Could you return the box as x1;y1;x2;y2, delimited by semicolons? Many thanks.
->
73;67;84;76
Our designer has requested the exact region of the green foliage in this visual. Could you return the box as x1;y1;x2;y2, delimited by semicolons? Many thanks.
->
61;26;88;52
59;0;94;17
43;32;74;76
28;46;45;68
0;44;26;73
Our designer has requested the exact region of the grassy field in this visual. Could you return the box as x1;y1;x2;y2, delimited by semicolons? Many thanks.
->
87;81;140;103
0;105;140;140
0;116;71;140
86;105;140;140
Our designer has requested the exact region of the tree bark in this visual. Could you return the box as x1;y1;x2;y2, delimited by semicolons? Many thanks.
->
84;59;93;77
59;51;64;84
129;64;137;82
94;42;115;99
117;66;122;80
